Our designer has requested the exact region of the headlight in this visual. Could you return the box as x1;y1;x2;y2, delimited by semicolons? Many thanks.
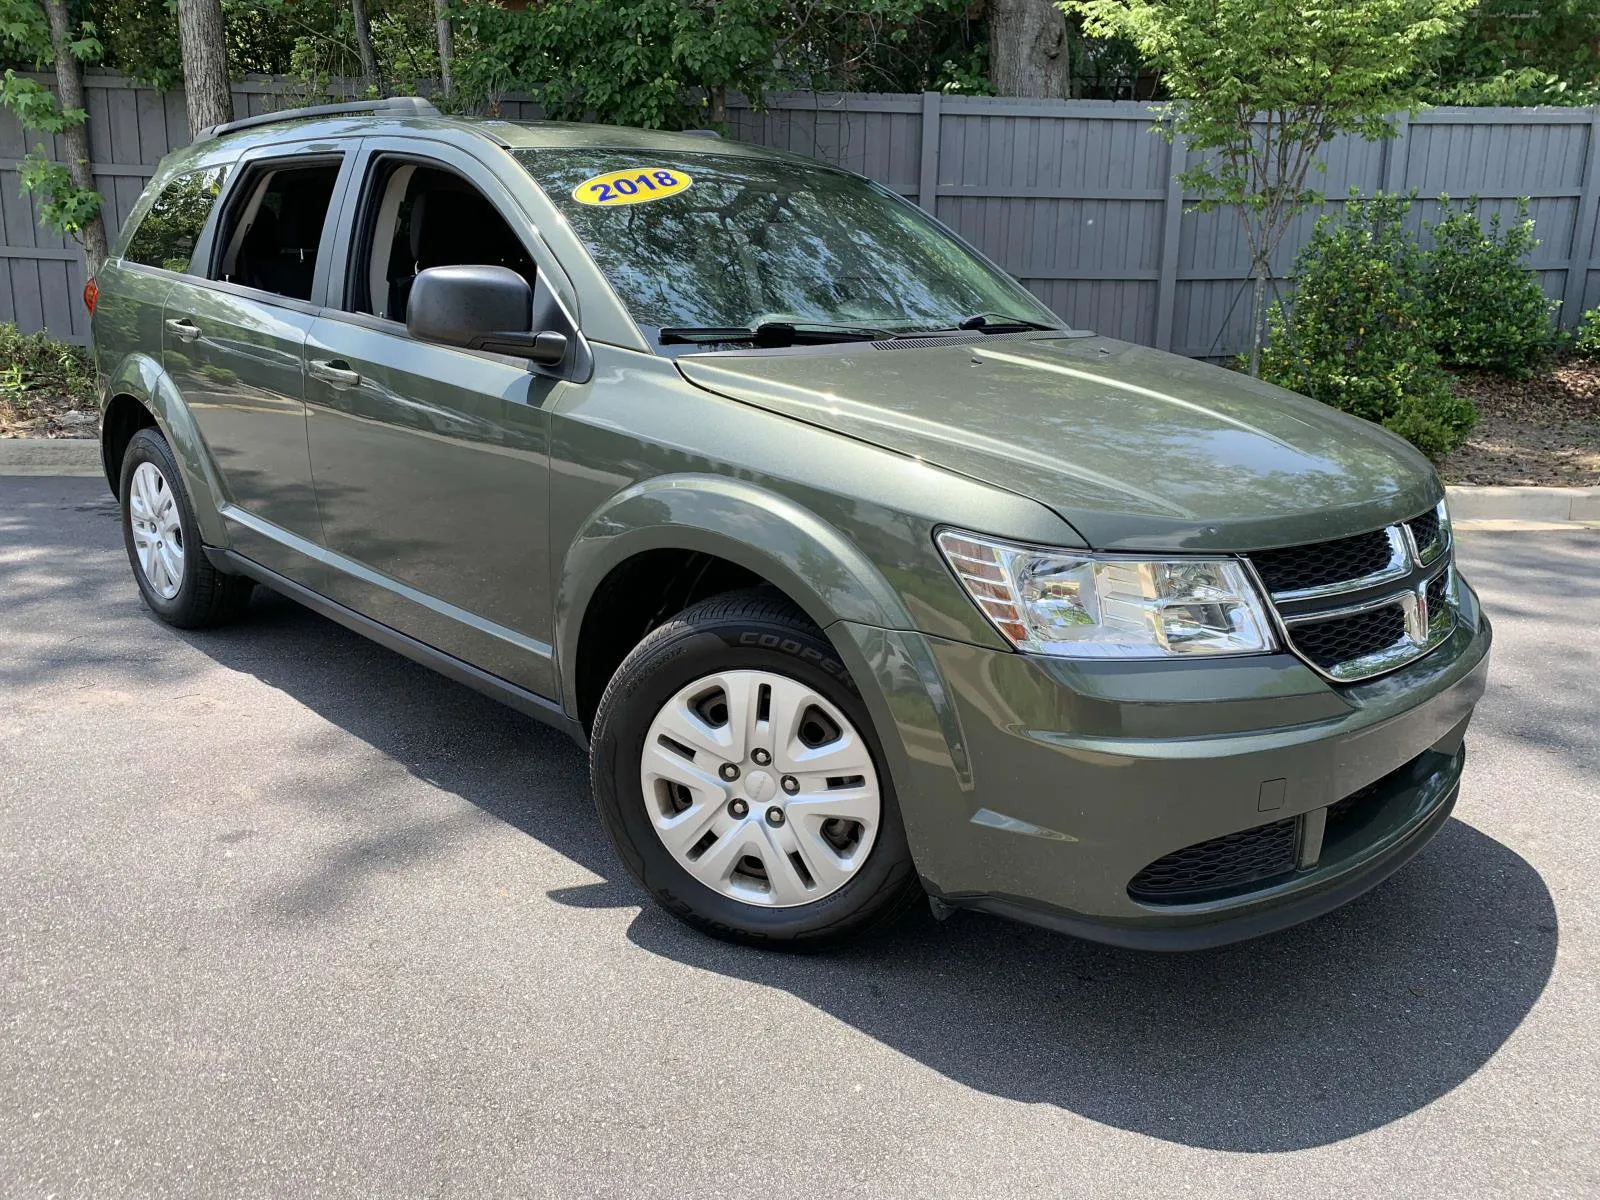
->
936;529;1277;659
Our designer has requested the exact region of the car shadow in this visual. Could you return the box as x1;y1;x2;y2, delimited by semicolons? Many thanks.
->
183;586;1558;1155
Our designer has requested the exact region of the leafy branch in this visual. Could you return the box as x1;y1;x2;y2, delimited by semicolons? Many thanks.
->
1067;0;1474;375
0;0;107;258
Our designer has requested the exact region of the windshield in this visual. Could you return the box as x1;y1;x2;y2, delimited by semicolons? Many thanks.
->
515;148;1059;342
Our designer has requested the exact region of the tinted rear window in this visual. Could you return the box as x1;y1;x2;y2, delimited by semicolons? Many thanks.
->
124;166;228;274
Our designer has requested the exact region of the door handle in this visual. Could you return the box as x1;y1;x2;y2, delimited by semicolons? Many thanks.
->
164;317;201;343
308;359;362;389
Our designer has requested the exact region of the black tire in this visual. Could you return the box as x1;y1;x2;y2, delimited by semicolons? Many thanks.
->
590;589;923;948
119;427;253;628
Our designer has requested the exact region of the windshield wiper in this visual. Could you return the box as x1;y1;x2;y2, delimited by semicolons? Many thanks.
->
658;321;894;347
946;312;1058;334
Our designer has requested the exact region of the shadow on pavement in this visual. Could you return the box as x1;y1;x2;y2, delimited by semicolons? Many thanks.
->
187;586;1557;1155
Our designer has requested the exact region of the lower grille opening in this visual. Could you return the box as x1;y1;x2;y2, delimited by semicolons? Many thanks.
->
1326;775;1390;829
1324;748;1440;852
1128;817;1299;905
1290;604;1407;669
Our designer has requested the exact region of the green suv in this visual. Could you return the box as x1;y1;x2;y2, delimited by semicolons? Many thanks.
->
89;98;1492;949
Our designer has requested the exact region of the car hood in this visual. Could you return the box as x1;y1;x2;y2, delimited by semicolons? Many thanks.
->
675;334;1442;552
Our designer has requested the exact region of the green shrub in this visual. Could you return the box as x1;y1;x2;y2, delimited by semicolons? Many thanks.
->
1261;193;1476;459
1575;306;1600;357
0;323;94;404
1424;196;1559;376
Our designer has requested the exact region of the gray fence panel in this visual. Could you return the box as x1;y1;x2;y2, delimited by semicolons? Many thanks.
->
736;94;1600;359
2;76;1598;354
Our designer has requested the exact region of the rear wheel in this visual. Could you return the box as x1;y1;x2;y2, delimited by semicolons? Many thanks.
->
590;590;922;947
119;427;253;628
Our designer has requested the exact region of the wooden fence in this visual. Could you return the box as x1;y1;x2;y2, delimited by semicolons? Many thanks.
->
4;75;1599;356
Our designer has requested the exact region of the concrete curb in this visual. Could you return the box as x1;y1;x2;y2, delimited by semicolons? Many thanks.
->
0;438;101;476
1445;484;1598;523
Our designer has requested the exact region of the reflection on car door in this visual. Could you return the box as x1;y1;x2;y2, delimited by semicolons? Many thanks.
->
302;145;559;698
162;153;351;573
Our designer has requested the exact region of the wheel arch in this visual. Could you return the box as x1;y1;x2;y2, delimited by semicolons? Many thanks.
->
557;475;916;730
100;352;229;546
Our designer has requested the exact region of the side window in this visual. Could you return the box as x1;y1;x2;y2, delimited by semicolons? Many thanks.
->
213;159;343;302
123;166;228;273
348;158;537;321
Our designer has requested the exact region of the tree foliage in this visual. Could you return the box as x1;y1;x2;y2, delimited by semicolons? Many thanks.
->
8;0;1599;111
58;0;992;116
88;0;440;94
1433;1;1600;106
453;0;778;128
0;0;104;247
452;0;985;128
1066;0;1472;375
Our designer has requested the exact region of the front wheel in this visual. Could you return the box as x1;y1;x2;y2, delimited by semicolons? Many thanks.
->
590;591;922;947
119;427;253;628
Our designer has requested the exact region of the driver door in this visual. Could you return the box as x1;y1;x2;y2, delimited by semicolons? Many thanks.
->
303;141;566;698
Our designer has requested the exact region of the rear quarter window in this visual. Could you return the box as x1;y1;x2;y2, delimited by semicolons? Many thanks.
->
123;166;229;273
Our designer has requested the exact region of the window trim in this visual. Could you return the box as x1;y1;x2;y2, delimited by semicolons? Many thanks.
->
339;150;543;324
202;147;357;310
318;142;592;382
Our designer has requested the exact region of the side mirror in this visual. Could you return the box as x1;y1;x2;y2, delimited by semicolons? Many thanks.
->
406;264;568;365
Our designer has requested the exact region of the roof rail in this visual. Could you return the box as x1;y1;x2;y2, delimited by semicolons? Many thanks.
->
196;96;441;142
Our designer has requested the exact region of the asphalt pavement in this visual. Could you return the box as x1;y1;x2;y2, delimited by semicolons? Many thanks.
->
2;474;1596;1198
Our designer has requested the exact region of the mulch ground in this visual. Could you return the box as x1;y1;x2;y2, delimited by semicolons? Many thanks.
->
1440;362;1600;486
0;388;97;439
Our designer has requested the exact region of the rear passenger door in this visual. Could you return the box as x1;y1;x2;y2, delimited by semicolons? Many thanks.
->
302;140;562;698
97;161;231;430
162;146;356;575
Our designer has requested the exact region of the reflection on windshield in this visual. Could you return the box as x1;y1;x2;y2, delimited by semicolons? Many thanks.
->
517;149;1058;339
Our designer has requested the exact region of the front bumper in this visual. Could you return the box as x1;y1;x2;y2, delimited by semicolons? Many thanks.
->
834;574;1492;950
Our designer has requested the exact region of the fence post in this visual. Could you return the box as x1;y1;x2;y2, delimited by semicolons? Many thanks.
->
918;91;941;214
1381;113;1410;194
1154;130;1186;352
1560;107;1600;329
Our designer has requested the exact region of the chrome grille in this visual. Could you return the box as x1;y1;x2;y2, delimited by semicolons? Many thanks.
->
1426;569;1450;614
1248;501;1456;683
1408;510;1443;562
1250;529;1394;594
1291;604;1408;669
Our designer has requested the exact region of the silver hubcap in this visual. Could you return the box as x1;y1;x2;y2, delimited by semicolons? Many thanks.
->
640;669;882;908
129;461;184;600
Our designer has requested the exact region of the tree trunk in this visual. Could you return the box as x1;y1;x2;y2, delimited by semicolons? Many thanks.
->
41;0;107;275
352;0;380;92
435;0;453;97
1248;265;1268;377
988;0;1069;98
177;0;232;138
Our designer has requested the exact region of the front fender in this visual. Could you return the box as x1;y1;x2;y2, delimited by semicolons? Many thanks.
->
555;474;916;714
102;351;230;547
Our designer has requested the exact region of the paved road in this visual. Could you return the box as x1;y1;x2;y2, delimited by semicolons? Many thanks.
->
2;474;1596;1199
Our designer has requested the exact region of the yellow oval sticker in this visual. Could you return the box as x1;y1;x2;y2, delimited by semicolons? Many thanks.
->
572;167;693;207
